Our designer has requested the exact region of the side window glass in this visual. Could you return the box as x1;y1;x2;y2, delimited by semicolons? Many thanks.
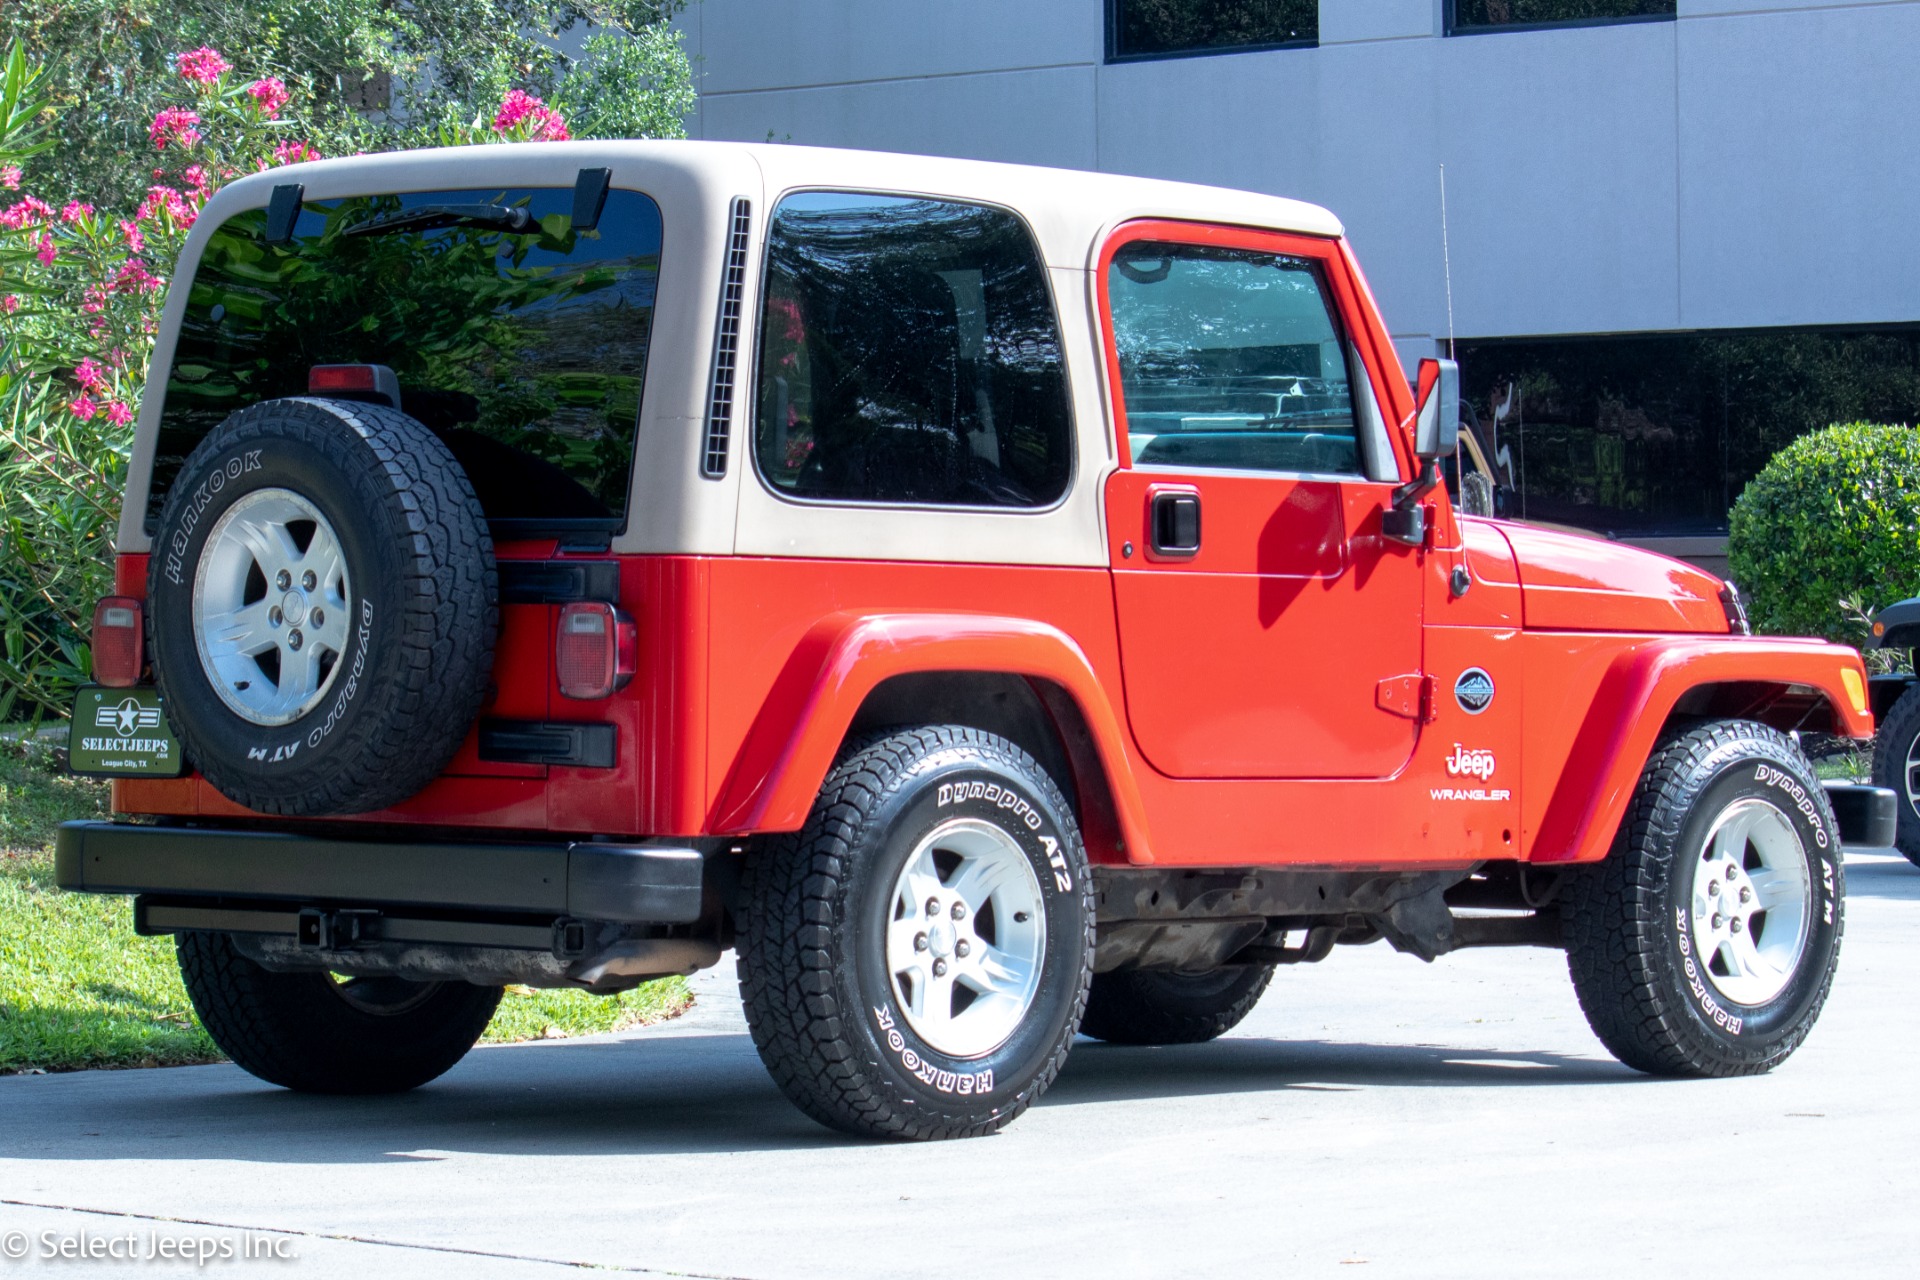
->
755;192;1073;508
1109;241;1362;476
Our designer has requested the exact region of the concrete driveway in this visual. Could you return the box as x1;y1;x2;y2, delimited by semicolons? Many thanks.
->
3;851;1916;1279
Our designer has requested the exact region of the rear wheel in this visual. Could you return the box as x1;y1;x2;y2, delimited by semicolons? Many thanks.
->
177;931;501;1093
1869;682;1920;866
1079;964;1275;1045
1563;720;1843;1077
737;727;1094;1140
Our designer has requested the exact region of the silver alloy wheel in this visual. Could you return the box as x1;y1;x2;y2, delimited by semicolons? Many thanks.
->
1904;729;1920;818
886;817;1046;1058
1687;796;1812;1006
191;487;352;726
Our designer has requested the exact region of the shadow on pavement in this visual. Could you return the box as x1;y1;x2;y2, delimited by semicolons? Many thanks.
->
1;1027;1637;1165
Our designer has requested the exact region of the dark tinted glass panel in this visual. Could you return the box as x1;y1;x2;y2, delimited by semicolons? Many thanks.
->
1456;327;1920;537
754;192;1072;508
158;187;662;532
1450;0;1674;30
1111;0;1316;59
1109;241;1360;475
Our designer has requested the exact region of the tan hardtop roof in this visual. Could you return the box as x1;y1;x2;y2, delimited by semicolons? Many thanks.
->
204;139;1345;265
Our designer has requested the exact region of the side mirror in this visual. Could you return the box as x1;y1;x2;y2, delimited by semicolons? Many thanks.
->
1412;358;1460;461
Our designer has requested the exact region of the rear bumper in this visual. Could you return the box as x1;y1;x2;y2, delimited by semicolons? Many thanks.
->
54;821;707;924
1822;783;1898;850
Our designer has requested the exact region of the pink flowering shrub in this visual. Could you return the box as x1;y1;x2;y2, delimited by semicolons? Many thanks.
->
491;89;572;143
0;38;601;713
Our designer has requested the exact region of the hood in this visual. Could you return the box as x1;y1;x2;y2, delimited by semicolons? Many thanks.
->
1485;520;1729;634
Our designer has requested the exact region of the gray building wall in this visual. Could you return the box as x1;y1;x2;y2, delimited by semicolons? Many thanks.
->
679;0;1920;360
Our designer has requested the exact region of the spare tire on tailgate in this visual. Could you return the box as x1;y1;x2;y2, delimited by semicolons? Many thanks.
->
148;397;497;815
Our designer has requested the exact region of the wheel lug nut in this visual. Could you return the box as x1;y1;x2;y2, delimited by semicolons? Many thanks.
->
951;902;966;920
1710;913;1724;929
1740;888;1752;904
268;606;283;626
310;608;324;626
932;959;948;977
276;570;291;590
955;939;970;958
288;629;303;651
914;932;928;952
302;570;316;590
1707;881;1719;896
926;897;940;917
1730;917;1744;934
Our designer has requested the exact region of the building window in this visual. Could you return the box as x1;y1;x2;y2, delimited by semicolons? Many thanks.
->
754;192;1073;509
1107;0;1316;62
1448;1;1675;34
1453;327;1920;538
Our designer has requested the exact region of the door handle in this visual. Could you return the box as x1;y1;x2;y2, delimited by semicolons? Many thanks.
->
1149;490;1201;557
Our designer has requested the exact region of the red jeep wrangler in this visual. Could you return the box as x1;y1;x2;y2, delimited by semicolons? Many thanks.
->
59;142;1892;1140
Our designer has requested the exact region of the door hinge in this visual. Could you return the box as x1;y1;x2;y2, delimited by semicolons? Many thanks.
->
1376;674;1435;722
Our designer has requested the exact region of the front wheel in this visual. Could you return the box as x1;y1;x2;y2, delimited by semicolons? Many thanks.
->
1563;720;1843;1077
737;727;1095;1140
1869;682;1920;866
177;931;502;1093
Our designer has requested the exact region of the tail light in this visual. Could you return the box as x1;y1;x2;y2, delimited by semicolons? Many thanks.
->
308;363;401;408
556;601;637;700
92;596;145;687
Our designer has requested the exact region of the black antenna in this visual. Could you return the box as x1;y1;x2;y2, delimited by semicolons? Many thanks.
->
265;183;303;246
572;168;611;233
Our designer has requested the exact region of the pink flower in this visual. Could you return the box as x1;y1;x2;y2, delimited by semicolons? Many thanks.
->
149;106;202;151
176;47;231;85
272;140;320;166
0;165;19;190
181;164;210;197
74;358;109;394
1;295;18;315
120;219;145;253
106;401;134;426
61;200;94;224
247;77;290;117
491;89;570;142
69;394;98;421
111;260;163;295
137;185;195;227
34;233;55;266
1;196;52;229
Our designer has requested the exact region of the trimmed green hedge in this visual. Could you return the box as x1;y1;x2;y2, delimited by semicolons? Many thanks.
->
1728;422;1920;642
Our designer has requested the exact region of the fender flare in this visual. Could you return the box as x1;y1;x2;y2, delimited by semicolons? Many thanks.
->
708;612;1154;858
1531;636;1871;864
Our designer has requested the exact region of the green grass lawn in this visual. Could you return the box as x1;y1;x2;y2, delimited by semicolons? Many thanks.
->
0;734;689;1075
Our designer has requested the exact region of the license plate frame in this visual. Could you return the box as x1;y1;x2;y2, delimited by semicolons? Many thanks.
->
67;686;187;778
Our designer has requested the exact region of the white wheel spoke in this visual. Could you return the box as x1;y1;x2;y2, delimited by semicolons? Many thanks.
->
947;851;1019;911
203;600;278;656
967;941;1036;999
1746;867;1797;913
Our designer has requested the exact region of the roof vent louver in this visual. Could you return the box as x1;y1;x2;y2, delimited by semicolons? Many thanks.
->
702;198;752;479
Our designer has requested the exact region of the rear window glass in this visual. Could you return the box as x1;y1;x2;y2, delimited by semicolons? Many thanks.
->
754;191;1073;508
152;186;662;534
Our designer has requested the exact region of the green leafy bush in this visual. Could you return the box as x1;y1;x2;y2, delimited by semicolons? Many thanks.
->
1727;422;1920;643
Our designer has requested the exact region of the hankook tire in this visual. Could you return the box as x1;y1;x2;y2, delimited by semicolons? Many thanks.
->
147;397;496;815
